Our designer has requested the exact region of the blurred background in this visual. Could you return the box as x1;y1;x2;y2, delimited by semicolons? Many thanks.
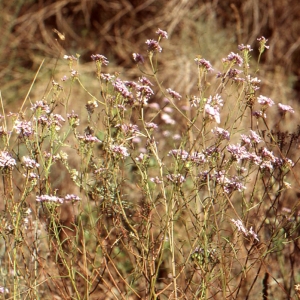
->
1;0;300;109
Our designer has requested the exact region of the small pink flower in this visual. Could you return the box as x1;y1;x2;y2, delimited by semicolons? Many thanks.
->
166;88;182;100
166;173;186;184
91;54;109;65
231;219;247;235
30;100;50;113
194;58;214;72
212;127;230;140
78;134;101;143
36;195;64;204
145;122;158;130
132;53;145;64
139;77;153;86
64;194;81;201
64;54;77;61
223;52;243;67
0;151;16;168
14;120;33;137
150;176;162;184
238;44;253;51
0;286;9;294
278;103;294;114
205;104;220;123
145;39;162;53
168;149;189;161
101;73;115;82
110;144;130;158
257;36;269;50
249;227;259;241
231;219;259;241
161;113;175;125
22;156;40;169
156;28;168;39
257;95;274;107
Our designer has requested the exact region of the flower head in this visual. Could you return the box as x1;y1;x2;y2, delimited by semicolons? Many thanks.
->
212;127;230;140
168;149;189;161
238;44;253;52
222;52;243;66
166;173;186;184
30;100;51;113
278;103;294;114
132;53;145;64
231;219;248;235
231;219;259;241
113;78;133;100
227;144;250;162
205;104;220;123
64;194;81;201
101;73;115;82
156;28;168;39
36;194;64;204
91;54;109;65
22;156;40;169
145;39;162;53
0;286;9;294
67;110;80;127
136;84;154;104
166;88;182;100
194;58;214;72
257;95;274;107
110;144;130;158
78;134;101;144
0;151;16;168
14;120;33;137
139;77;153;86
241;130;262;146
145;122;158;130
257;36;269;52
64;55;77;61
150;176;163;184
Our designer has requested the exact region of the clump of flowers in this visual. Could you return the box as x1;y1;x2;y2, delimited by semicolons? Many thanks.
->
36;113;65;131
14;120;33;137
110;144;130;158
166;88;182;100
204;94;223;124
166;173;186;184
22;156;40;169
0;151;16;168
156;28;168;39
132;53;145;64
222;52;243;66
212;127;230;140
36;194;80;204
278;103;294;114
145;39;162;53
36;194;64;204
194;58;214;72
231;219;259;241
257;95;274;108
91;54;109;66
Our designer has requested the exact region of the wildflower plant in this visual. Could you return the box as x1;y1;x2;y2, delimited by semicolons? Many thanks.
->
0;29;299;300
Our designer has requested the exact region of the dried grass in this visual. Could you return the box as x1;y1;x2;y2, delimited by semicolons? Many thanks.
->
1;0;299;105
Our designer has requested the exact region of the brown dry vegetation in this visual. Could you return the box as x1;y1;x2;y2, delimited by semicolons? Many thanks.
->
1;1;300;299
2;0;300;101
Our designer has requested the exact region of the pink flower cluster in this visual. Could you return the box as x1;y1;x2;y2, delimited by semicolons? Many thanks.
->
231;219;259;241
